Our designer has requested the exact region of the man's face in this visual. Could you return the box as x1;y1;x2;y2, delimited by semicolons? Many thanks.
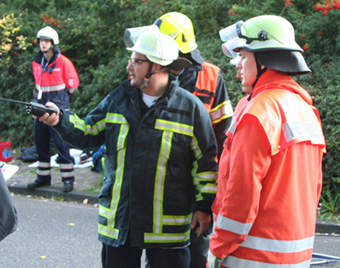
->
237;49;258;93
39;38;53;53
126;52;150;88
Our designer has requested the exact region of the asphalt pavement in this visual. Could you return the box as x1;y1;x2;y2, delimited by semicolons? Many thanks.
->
3;154;340;267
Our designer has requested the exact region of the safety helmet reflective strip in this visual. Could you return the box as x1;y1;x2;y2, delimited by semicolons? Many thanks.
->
143;119;194;243
98;113;129;239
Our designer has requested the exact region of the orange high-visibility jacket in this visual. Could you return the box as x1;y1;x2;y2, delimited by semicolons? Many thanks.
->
210;71;326;267
195;62;233;125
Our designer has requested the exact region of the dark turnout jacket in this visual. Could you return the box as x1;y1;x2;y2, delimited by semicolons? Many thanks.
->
54;77;218;248
0;169;17;241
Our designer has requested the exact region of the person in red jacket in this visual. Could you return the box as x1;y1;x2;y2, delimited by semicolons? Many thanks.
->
208;15;326;268
27;26;80;193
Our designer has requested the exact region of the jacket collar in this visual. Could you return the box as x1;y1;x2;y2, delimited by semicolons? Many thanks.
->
252;70;313;105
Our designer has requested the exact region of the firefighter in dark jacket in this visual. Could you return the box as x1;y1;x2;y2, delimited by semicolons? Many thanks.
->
35;28;218;268
27;26;80;193
124;14;234;266
155;12;233;268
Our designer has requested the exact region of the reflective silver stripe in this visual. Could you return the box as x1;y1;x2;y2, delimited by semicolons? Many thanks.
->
162;215;192;225
59;163;74;169
216;214;252;235
199;172;218;181
201;184;217;193
282;121;324;143
38;161;50;168
70;114;105;135
98;113;129;239
36;83;66;92
154;130;172;233
37;170;51;176
60;171;75;177
241;235;314;253
223;255;311;268
99;205;110;217
98;224;119;239
144;230;190;243
106;113;128;124
210;101;234;124
155;119;193;137
191;136;202;159
108;123;129;230
228;116;237;135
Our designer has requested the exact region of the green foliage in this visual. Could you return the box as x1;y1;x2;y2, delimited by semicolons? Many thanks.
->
1;0;340;214
319;187;340;223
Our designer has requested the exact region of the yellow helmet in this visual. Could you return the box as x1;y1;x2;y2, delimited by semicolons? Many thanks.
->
154;12;197;54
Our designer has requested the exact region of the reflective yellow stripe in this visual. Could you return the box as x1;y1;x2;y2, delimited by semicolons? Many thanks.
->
223;255;311;268
201;183;217;193
163;214;192;225
98;224;119;239
210;100;234;124
153;130;172;233
144;229;191;243
155;119;193;137
98;113;129;240
69;114;105;135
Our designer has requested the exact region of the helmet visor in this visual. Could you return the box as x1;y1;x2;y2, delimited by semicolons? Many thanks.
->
219;21;243;58
124;25;159;48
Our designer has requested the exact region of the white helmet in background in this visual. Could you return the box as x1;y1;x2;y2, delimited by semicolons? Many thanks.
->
37;26;59;45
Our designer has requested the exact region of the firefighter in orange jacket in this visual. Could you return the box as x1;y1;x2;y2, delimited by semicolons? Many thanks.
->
27;26;80;193
208;15;326;268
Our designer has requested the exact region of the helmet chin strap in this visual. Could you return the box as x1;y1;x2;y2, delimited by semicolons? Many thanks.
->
41;45;54;54
140;62;168;89
252;53;267;88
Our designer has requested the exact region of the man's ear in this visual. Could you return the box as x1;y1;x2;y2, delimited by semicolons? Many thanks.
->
152;63;162;72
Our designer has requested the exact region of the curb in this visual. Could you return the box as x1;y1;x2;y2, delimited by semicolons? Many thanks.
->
8;184;340;235
8;184;99;204
316;221;340;235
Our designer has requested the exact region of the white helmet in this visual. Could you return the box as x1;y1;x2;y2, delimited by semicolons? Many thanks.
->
36;26;59;45
127;29;178;66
